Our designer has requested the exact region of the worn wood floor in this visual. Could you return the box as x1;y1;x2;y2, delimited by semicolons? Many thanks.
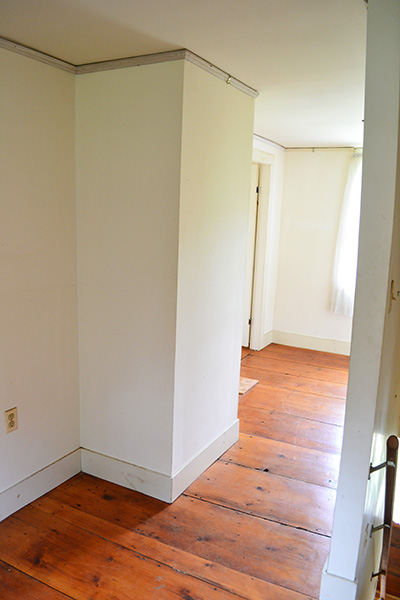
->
0;344;348;600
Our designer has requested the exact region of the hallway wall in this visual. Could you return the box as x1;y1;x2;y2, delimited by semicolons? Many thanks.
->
76;60;184;479
0;49;80;519
173;59;254;477
0;47;254;515
76;58;254;500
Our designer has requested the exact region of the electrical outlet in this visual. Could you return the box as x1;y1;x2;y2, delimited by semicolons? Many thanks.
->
4;407;18;434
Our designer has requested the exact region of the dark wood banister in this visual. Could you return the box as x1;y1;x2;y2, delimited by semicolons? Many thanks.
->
374;434;399;600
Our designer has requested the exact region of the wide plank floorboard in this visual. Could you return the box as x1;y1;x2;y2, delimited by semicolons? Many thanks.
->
257;343;350;370
240;365;347;399
31;475;327;597
185;460;336;535
239;404;343;454
0;343;348;600
239;382;345;426
0;559;72;600
241;354;348;385
0;505;245;600
31;496;314;600
222;433;340;488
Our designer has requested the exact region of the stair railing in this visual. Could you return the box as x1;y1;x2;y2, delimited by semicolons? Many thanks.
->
370;434;399;600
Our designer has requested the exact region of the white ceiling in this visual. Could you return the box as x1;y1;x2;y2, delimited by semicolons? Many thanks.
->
0;0;367;148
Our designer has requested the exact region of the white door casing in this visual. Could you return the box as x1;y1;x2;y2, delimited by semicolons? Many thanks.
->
242;163;260;347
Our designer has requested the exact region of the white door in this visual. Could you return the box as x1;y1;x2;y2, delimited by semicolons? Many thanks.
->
242;163;260;347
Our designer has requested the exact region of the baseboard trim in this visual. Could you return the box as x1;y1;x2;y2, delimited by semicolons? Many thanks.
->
252;330;273;351
319;572;358;600
81;448;173;503
272;331;351;356
171;419;239;501
81;421;239;504
0;449;81;522
319;561;358;600
0;423;240;519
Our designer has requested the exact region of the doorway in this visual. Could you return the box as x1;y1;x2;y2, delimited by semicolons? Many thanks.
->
242;160;272;349
242;163;260;347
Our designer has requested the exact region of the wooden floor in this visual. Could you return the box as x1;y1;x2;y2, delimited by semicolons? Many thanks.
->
0;344;348;600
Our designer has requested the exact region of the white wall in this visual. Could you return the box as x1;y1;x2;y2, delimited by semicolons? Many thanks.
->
173;60;254;475
0;49;80;518
76;61;184;479
76;58;255;500
320;1;400;598
274;148;354;354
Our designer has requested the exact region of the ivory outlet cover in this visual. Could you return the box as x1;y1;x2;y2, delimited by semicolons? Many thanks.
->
4;407;18;433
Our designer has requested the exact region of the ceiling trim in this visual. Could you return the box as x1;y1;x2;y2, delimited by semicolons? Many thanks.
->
0;37;258;99
253;133;285;150
183;50;259;98
75;49;186;74
76;48;258;98
0;37;76;73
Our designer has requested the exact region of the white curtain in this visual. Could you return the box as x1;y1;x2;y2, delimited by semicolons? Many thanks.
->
330;149;363;317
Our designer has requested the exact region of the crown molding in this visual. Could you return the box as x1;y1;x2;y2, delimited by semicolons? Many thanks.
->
0;37;258;99
253;133;285;150
183;50;258;98
75;48;258;98
75;49;186;74
0;37;76;73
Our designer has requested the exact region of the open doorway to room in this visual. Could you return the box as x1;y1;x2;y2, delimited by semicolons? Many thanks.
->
242;161;271;349
246;144;356;357
241;140;281;352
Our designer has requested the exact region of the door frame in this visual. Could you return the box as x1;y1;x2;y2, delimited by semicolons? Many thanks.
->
242;163;261;347
246;149;274;351
249;160;272;350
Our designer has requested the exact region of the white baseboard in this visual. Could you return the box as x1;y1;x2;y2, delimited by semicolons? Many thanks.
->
82;420;239;504
0;449;81;522
272;331;351;356
81;448;173;503
171;419;239;501
250;329;273;351
319;568;358;600
0;422;240;519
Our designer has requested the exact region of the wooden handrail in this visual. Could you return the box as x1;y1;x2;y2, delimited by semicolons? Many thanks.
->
373;435;399;600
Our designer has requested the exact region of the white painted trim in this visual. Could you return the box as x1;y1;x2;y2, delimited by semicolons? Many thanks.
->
76;49;258;98
171;419;239;501
0;422;238;519
272;330;351;355
81;448;172;503
0;37;75;73
253;133;285;151
75;50;186;74
0;449;81;521
81;420;239;504
254;330;273;351
249;329;350;355
252;148;275;165
287;146;359;152
249;164;272;351
184;51;259;98
0;37;258;99
320;564;358;600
